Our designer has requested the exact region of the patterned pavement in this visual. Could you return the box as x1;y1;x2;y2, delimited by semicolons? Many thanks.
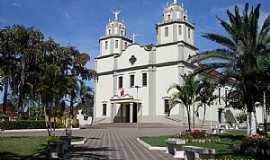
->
3;125;182;160
71;127;181;160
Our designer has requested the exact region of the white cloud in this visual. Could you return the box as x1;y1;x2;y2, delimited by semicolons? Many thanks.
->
64;12;72;20
11;2;21;8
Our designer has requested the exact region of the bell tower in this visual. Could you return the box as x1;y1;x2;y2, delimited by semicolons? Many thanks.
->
99;10;132;56
156;0;194;46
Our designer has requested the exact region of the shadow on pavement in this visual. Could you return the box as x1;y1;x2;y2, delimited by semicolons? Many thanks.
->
71;146;122;160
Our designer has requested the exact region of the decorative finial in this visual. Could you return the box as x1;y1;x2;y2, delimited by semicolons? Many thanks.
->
113;10;121;21
173;0;177;4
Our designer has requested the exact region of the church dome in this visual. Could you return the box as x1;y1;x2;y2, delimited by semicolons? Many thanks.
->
162;0;188;23
105;11;127;37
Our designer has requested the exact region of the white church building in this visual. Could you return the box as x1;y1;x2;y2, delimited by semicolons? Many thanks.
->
93;0;263;125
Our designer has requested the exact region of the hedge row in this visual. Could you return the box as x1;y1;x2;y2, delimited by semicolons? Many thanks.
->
0;120;79;130
0;120;46;130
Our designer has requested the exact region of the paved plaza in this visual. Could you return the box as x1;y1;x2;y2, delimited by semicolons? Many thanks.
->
4;125;182;160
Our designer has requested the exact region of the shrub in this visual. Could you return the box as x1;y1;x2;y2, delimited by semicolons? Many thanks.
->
240;134;270;159
72;119;79;128
1;120;46;129
236;112;247;123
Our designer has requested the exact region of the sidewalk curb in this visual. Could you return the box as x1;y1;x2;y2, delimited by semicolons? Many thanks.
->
2;128;80;133
71;137;87;145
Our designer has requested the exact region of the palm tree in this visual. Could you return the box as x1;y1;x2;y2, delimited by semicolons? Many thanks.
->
167;74;199;132
196;78;217;126
190;3;270;135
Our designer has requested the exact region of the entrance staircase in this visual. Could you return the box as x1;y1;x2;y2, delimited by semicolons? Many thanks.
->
92;123;178;129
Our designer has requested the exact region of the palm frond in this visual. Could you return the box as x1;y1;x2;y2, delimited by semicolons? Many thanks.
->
202;33;236;51
190;49;235;64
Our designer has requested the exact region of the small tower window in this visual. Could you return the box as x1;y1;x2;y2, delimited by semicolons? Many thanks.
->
130;75;135;87
188;28;191;38
167;14;171;21
108;29;111;35
105;41;108;50
142;73;147;86
115;40;119;48
165;27;169;37
102;104;107;116
178;25;182;35
124;42;128;49
164;99;170;114
121;30;124;36
118;76;123;89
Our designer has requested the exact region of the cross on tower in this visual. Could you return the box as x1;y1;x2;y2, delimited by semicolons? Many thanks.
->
113;10;121;21
132;33;137;43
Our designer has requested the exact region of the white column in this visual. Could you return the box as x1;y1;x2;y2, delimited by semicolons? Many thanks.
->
111;103;115;123
130;103;133;123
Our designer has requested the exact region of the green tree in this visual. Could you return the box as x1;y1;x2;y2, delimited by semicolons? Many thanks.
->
196;78;217;126
190;4;270;135
167;74;199;132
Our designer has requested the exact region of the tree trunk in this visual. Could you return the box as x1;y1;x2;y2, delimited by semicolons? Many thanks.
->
44;104;51;136
247;111;257;135
2;77;8;113
18;56;25;113
186;105;191;132
202;104;206;126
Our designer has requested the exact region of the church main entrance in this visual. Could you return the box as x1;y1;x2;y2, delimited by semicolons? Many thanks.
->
113;103;138;123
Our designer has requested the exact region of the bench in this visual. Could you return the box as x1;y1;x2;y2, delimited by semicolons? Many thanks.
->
183;146;215;160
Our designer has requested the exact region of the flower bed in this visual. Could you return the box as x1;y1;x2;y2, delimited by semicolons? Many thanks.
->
239;134;270;158
173;129;220;144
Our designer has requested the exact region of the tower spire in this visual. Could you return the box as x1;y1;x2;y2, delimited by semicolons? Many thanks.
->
113;10;121;21
173;0;177;4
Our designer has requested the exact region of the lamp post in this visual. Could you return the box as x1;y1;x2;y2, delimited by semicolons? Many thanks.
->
135;85;141;129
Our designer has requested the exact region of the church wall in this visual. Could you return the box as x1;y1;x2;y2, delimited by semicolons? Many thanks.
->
159;25;174;44
95;74;114;118
155;65;180;116
117;45;150;70
156;44;179;64
96;57;114;73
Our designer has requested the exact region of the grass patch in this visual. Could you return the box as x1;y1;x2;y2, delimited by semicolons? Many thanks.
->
0;136;57;157
141;130;254;159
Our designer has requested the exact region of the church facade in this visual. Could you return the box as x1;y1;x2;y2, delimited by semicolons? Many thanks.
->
94;1;251;125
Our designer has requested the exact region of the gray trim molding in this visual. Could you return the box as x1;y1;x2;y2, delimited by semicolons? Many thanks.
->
95;53;119;60
156;21;195;29
99;35;133;43
97;60;197;76
156;40;198;50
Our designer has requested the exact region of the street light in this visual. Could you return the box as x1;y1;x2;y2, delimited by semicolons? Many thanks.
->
135;85;141;129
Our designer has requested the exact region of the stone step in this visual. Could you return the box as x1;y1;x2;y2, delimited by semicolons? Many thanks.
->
92;123;177;129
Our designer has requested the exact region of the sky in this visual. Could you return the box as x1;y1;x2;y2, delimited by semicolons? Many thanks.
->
0;0;269;102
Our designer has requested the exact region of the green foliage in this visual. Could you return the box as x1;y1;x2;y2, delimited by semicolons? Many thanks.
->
236;112;247;123
168;74;199;131
0;25;96;135
0;120;70;130
240;135;270;158
190;3;270;135
0;120;46;130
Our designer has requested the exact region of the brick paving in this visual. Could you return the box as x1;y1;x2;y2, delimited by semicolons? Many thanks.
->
2;124;183;160
71;126;181;160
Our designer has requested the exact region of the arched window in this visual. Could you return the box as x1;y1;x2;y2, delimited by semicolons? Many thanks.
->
165;27;169;37
178;25;182;35
167;14;171;21
105;41;108;50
